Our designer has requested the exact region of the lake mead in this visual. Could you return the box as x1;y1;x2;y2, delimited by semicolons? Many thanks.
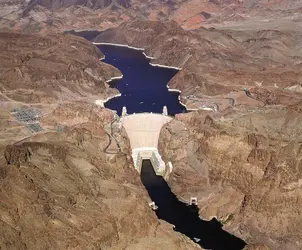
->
96;44;186;116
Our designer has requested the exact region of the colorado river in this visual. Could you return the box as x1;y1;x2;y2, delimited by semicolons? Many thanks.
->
96;45;186;116
141;160;246;250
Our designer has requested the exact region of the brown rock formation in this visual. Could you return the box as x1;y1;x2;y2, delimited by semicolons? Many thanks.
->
0;31;120;105
2;0;302;32
158;108;302;249
0;30;202;250
0;102;200;250
29;0;131;10
94;20;302;111
1;1;302;249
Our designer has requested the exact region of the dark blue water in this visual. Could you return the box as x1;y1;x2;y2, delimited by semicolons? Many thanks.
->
97;45;186;116
141;160;246;250
65;31;245;249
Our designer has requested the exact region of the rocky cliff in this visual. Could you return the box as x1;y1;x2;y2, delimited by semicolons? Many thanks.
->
93;19;302;249
0;103;200;250
158;107;302;249
1;0;302;32
0;31;120;104
94;20;302;111
27;0;131;10
0;32;201;250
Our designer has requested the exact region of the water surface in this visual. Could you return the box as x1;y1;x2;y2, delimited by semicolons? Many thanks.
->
141;160;246;250
65;30;245;249
97;45;186;116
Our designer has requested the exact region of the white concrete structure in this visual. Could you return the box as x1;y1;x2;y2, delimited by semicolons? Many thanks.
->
190;197;198;206
121;112;172;175
149;201;158;210
122;106;127;117
163;106;168;116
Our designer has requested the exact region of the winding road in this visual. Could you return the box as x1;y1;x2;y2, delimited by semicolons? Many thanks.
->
103;116;121;154
183;95;236;111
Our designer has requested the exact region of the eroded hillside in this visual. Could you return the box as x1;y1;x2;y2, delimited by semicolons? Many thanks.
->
0;32;201;250
158;107;302;249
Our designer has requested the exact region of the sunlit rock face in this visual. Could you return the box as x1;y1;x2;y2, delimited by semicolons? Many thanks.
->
158;109;302;250
0;31;122;104
0;105;201;250
29;0;131;9
0;30;201;250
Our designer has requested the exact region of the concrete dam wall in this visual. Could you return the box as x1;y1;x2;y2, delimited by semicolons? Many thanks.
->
120;111;172;175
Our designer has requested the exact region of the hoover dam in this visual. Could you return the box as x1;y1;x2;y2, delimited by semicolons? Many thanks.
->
91;42;246;249
1;2;302;248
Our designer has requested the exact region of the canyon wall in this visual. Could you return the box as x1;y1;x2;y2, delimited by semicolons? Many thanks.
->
158;108;302;249
0;32;200;250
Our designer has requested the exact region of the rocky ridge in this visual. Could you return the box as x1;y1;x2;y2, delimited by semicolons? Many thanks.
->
1;0;302;32
158;108;302;249
93;19;302;249
0;110;200;250
0;99;200;250
0;31;201;250
28;0;131;10
94;20;302;111
0;31;120;105
1;1;302;249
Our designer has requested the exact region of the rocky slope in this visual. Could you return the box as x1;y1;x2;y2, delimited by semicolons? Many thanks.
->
1;0;302;32
94;20;302;111
94;19;302;249
0;31;201;249
29;0;131;9
158;107;302;250
169;0;302;29
0;102;200;250
0;0;180;32
1;1;302;249
0;31;120;104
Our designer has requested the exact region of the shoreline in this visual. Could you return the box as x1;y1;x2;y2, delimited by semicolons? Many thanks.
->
65;29;101;32
166;84;189;110
94;74;124;106
142;52;156;60
94;42;190;112
105;75;123;84
166;84;199;111
93;42;182;69
63;29;103;34
93;42;145;51
150;63;182;71
95;93;122;107
103;93;122;103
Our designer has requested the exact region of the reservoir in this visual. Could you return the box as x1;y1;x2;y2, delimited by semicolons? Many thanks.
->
96;45;187;116
65;31;245;249
141;160;246;250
